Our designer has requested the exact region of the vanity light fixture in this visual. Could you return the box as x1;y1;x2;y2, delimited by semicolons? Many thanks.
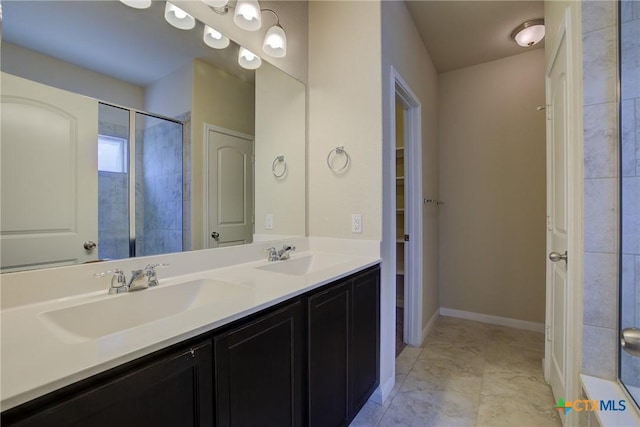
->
202;0;229;7
234;0;262;31
238;47;262;70
511;19;545;47
164;2;196;30
119;0;152;9
204;25;230;49
262;9;287;58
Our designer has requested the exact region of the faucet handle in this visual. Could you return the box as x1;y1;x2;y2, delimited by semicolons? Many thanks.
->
94;269;128;294
144;263;168;287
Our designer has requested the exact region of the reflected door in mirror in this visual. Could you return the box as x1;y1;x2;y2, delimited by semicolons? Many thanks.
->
1;73;98;272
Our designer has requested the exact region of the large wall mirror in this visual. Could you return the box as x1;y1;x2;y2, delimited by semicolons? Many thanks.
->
0;0;306;272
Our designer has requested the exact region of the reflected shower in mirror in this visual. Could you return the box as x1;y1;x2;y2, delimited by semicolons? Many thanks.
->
0;0;306;272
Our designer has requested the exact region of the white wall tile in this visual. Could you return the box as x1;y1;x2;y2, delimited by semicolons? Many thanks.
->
584;178;618;253
584;102;618;179
582;0;617;33
584;252;619;329
582;325;618;380
583;27;618;106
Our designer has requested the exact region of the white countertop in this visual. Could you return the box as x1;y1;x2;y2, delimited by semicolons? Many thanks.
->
1;238;380;411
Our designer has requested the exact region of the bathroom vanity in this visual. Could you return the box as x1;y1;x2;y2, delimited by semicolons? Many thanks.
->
0;241;380;427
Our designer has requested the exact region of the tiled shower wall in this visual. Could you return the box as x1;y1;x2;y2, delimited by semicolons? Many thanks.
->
581;0;619;380
620;0;640;388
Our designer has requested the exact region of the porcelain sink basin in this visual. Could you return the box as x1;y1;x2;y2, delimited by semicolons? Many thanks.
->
41;279;250;340
256;253;348;276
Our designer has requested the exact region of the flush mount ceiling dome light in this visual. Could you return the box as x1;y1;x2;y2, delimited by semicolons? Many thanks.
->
119;0;152;9
164;2;196;30
511;19;545;47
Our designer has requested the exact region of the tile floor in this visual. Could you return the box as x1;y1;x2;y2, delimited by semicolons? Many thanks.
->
351;316;562;427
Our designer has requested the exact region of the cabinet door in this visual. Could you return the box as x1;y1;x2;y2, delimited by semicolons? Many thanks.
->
307;282;350;427
349;269;381;417
214;302;303;427
4;342;213;427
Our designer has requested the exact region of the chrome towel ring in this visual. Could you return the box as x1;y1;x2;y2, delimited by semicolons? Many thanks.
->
327;146;350;173
272;155;287;178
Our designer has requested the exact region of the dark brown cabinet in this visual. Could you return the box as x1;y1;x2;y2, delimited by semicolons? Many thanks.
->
214;301;303;427
307;268;380;427
2;341;213;427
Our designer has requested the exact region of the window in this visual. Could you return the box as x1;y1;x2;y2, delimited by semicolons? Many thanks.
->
98;135;127;173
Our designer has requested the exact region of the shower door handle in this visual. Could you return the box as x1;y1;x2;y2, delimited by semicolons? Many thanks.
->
621;328;640;357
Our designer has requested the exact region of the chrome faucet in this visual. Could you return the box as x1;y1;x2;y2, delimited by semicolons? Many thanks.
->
95;264;168;294
266;245;296;261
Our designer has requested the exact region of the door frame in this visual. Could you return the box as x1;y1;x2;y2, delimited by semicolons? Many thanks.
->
203;123;255;248
543;9;583;426
388;67;423;347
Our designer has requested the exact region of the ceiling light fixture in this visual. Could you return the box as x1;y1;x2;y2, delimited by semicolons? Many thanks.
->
119;0;152;9
261;9;287;58
202;0;229;7
511;19;545;47
238;47;262;70
204;25;231;49
234;0;262;31
164;2;196;30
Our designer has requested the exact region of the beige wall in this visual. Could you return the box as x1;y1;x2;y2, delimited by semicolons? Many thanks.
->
438;49;547;324
190;59;255;250
307;0;382;241
254;63;306;238
145;61;193;118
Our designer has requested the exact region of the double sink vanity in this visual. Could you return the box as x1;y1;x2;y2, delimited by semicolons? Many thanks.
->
0;238;381;426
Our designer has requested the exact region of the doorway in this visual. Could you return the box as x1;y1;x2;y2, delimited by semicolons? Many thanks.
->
389;68;423;352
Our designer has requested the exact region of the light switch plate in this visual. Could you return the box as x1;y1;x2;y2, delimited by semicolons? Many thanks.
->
266;214;273;230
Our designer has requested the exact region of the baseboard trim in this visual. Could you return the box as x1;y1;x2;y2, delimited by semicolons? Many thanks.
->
439;308;545;333
421;309;440;344
371;375;394;405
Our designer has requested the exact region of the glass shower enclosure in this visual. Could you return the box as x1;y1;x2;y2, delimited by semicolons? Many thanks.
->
97;103;184;260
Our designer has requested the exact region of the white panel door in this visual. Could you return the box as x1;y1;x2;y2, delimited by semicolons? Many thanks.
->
1;73;98;271
206;127;253;248
545;31;569;403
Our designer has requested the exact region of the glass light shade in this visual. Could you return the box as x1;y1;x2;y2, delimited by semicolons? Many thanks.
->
201;0;229;7
238;47;262;70
234;0;261;31
119;0;152;9
204;25;230;49
262;24;287;58
164;2;196;30
512;20;545;47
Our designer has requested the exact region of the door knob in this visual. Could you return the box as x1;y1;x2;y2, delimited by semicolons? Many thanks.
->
83;241;97;251
211;232;220;240
548;251;567;263
621;328;640;357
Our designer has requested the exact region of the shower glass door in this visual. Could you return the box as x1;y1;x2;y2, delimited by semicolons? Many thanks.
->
97;104;184;260
619;0;640;408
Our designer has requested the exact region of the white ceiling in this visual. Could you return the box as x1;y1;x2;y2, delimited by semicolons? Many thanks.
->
405;0;545;73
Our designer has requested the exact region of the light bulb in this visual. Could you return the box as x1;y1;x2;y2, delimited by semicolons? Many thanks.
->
119;0;152;9
234;0;261;31
201;0;229;7
262;24;287;58
204;25;230;49
238;47;262;70
164;2;196;30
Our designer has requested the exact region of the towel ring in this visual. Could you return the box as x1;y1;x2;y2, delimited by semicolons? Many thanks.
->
272;155;287;178
327;146;350;173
